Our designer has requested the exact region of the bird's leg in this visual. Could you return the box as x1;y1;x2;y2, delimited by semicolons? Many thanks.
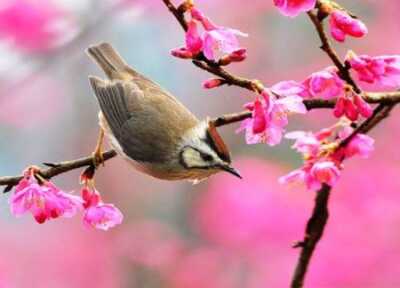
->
92;128;105;167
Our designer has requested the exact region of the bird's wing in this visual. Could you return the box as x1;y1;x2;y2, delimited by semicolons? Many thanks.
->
89;76;199;163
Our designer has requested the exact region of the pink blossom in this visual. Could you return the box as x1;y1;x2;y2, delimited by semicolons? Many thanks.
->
281;125;374;190
273;0;317;18
202;27;247;61
303;68;345;99
334;127;375;159
81;187;123;231
190;7;247;61
83;204;123;231
329;11;368;42
202;78;224;89
280;161;340;190
285;131;322;157
310;161;341;187
10;169;82;223
270;80;308;97
238;90;306;146
346;52;400;88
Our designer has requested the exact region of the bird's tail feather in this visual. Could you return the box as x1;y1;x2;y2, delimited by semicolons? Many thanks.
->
87;42;136;80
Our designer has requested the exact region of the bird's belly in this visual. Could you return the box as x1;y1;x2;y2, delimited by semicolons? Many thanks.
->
98;112;215;182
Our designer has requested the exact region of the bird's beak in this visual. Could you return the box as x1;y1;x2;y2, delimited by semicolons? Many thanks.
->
221;164;242;179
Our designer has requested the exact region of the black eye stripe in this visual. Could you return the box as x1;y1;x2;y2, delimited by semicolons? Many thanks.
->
202;134;230;162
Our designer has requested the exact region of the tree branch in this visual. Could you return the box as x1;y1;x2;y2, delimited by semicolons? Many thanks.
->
291;184;331;288
291;6;398;287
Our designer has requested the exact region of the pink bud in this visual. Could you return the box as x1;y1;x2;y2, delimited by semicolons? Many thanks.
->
329;10;368;42
344;98;359;121
333;96;346;118
171;47;193;59
354;94;373;118
185;20;203;55
252;98;267;134
202;78;224;89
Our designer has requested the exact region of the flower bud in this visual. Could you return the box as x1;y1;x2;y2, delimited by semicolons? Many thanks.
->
202;78;225;89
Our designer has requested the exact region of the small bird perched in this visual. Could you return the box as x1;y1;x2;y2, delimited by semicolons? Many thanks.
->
87;42;241;182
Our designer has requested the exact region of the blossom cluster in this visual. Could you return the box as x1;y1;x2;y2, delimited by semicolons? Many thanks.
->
9;167;123;230
169;0;400;190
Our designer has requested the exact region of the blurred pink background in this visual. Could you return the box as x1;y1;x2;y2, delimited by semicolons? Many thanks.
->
1;0;400;287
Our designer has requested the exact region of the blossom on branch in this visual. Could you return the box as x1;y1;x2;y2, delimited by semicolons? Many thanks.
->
81;186;123;231
333;88;373;121
237;89;307;146
280;125;374;190
346;52;400;88
302;67;345;99
329;10;368;42
171;7;247;62
273;0;317;18
9;167;82;224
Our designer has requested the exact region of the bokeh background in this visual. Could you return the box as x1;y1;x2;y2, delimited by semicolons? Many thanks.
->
0;0;400;287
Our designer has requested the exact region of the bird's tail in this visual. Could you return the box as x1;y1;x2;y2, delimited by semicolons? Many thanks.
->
87;42;136;80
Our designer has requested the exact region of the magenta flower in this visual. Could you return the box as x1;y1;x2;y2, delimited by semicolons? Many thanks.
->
346;52;400;88
81;187;123;231
273;0;317;18
302;68;345;99
10;169;82;224
329;11;368;42
238;89;306;146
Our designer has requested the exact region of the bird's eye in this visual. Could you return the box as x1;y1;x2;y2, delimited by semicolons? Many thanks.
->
200;153;213;162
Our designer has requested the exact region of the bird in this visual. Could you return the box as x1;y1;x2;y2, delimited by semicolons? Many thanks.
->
86;42;241;183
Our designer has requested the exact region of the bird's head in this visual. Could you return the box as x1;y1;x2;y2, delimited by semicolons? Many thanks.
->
179;120;241;179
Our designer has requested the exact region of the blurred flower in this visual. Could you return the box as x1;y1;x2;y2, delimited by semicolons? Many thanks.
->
346;52;400;88
302;67;345;99
329;11;368;42
0;0;74;52
238;89;306;146
273;0;317;18
81;187;123;231
10;168;82;223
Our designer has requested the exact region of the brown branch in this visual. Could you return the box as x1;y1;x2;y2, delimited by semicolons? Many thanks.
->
291;184;331;288
1;150;117;192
